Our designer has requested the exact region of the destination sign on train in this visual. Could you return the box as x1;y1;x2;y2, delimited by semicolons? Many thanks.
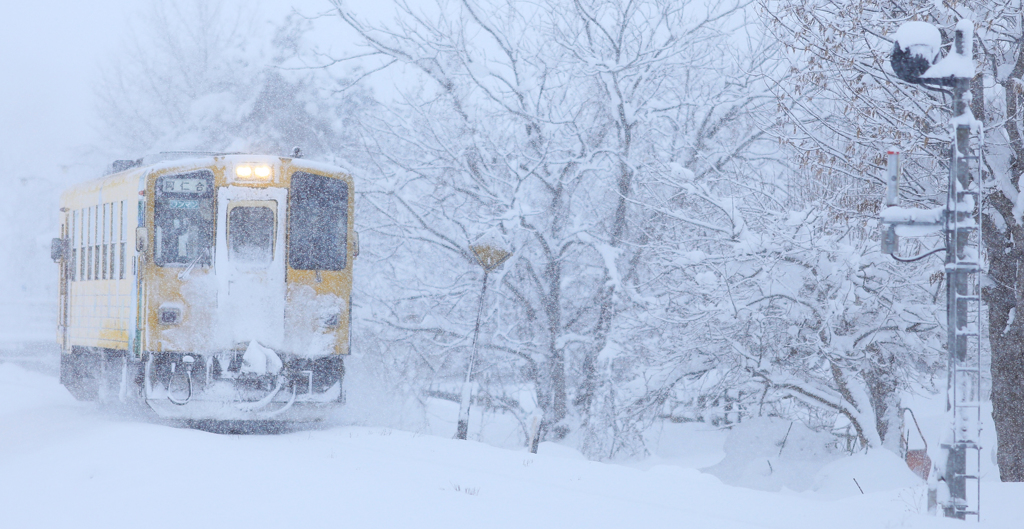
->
167;199;199;209
161;178;210;194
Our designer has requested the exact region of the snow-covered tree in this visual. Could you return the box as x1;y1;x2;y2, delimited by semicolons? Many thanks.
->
88;0;983;462
326;0;769;454
761;0;1024;475
95;0;348;159
974;2;1024;482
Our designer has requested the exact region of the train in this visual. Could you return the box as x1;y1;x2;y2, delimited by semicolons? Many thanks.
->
50;153;356;421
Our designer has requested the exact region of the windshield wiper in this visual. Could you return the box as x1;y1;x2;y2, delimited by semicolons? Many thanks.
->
177;249;209;281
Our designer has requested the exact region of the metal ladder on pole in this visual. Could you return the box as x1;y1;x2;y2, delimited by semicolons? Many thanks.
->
884;21;984;521
942;123;984;520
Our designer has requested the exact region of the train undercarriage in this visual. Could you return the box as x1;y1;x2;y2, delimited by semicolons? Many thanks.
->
61;345;344;422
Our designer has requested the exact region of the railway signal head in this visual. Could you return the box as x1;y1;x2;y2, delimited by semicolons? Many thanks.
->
891;21;941;84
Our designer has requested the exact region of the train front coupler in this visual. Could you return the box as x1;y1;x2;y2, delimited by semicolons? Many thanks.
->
142;342;344;421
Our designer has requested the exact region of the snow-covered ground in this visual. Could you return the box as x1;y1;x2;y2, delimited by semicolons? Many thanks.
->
1;354;1020;528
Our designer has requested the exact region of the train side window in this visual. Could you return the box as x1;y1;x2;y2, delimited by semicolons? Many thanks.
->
288;172;348;271
228;206;275;266
70;211;77;281
120;200;126;280
108;201;114;278
102;203;108;280
86;206;93;280
86;206;92;280
93;205;100;281
109;202;117;280
79;209;85;280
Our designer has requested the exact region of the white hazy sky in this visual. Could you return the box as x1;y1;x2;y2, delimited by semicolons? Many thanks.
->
0;0;138;175
0;0;392;181
0;0;393;318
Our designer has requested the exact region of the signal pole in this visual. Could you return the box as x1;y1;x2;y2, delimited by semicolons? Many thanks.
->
886;20;983;520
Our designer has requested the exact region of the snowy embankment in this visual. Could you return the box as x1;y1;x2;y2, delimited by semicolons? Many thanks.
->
0;362;1018;528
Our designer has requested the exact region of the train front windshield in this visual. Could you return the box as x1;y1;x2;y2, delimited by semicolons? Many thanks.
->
154;170;215;266
288;172;348;270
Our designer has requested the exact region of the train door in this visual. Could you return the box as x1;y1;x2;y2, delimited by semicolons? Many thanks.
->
215;186;288;348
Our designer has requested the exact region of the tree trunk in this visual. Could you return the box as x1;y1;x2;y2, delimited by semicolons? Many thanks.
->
984;63;1024;480
988;294;1024;481
577;155;633;448
544;258;567;433
984;200;1024;480
863;344;901;452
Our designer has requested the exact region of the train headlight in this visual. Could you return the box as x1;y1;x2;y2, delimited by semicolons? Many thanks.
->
235;165;272;180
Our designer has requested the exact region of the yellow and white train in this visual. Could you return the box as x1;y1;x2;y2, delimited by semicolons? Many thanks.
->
51;153;356;421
